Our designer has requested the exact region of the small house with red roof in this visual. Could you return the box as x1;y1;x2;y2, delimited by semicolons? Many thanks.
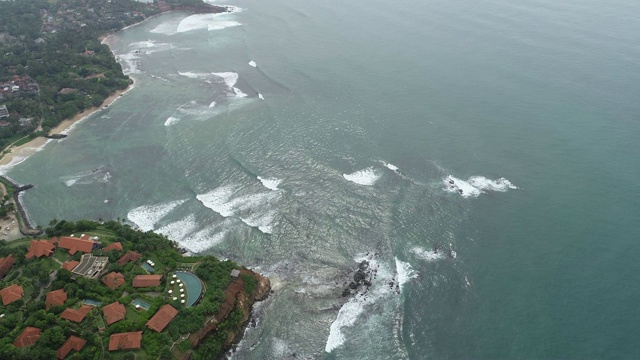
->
61;260;79;271
102;301;126;325
57;335;86;359
60;305;92;323
146;304;178;332
58;236;97;255
116;251;142;266
0;284;23;305
132;274;162;288
25;239;55;259
13;327;41;348
103;242;123;252
0;254;15;279
45;289;68;310
108;331;142;351
101;272;125;290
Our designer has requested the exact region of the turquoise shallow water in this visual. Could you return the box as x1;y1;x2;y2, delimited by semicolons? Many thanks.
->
3;0;640;358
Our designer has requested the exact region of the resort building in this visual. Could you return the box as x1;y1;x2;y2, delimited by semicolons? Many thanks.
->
103;242;123;252
132;274;162;288
109;331;142;351
0;284;23;305
57;336;86;359
101;272;125;290
60;305;92;323
117;250;142;266
71;254;108;279
0;254;15;279
13;327;41;348
102;302;126;325
146;304;178;333
58;236;98;255
25;240;55;259
45;289;68;310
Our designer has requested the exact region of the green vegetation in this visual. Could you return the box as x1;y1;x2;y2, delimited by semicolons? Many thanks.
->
0;220;266;359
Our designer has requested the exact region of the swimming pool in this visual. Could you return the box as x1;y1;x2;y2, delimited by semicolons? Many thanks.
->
83;299;103;307
141;263;155;273
131;298;151;310
174;271;203;307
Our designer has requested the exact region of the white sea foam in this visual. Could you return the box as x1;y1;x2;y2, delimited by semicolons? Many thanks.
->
156;214;199;242
411;247;445;262
257;176;282;191
178;71;210;79
248;60;257;67
343;167;381;186
444;175;517;198
395;258;417;287
126;199;188;232
385;163;399;172
150;21;177;35
117;51;141;74
196;185;241;217
258;93;264;100
164;116;181;126
0;140;52;174
208;101;216;108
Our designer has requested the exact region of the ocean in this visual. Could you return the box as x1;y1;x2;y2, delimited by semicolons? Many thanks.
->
3;0;640;358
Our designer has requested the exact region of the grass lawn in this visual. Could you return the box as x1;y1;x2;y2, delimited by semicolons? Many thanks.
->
5;237;30;249
22;285;35;300
94;315;105;330
110;349;149;360
54;249;69;262
125;305;143;322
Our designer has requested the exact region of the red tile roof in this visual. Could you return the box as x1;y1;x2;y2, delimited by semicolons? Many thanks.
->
0;284;23;305
60;305;92;323
132;274;162;288
61;260;80;271
25;240;55;259
46;289;68;310
13;327;41;348
57;335;86;359
101;272;125;290
116;251;142;266
146;304;178;332
58;236;97;255
0;254;15;279
109;331;142;351
103;242;123;252
102;302;126;325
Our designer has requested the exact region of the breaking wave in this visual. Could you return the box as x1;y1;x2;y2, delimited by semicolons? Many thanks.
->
343;167;381;186
248;60;257;67
411;246;446;262
257;176;282;191
127;199;188;232
164;116;181;126
444;175;517;198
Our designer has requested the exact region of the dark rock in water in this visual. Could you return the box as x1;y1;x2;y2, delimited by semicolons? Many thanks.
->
349;282;358;290
358;260;369;271
354;270;366;283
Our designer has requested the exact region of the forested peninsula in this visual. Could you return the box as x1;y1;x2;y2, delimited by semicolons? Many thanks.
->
0;0;226;152
0;220;270;359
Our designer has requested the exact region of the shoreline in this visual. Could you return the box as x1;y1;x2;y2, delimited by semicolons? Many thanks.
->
0;83;134;168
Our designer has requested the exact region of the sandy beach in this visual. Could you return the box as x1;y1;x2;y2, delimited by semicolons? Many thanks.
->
0;84;134;167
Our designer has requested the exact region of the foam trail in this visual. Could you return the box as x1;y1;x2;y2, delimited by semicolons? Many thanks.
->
178;71;209;79
258;93;265;100
257;176;281;191
395;258;417;288
248;60;257;67
179;225;229;252
209;101;216;108
240;210;276;234
411;247;445;262
385;163;399;172
127;199;188;231
164;116;181;126
233;87;248;98
343;167;381;186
